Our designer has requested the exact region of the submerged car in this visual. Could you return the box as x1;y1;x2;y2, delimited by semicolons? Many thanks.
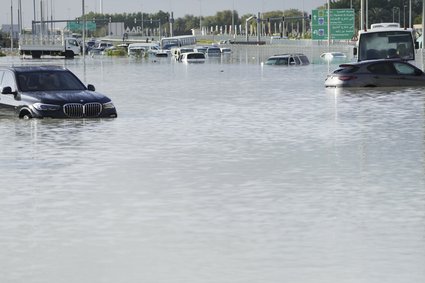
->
325;59;425;88
0;66;117;118
320;52;347;62
265;53;310;66
179;52;206;63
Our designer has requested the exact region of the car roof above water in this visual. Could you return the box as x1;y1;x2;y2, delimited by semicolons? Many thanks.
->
268;53;307;58
1;65;67;73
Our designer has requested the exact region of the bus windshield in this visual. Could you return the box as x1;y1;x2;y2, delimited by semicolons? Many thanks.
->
358;30;415;61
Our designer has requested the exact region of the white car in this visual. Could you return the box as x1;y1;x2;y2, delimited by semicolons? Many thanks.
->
180;52;206;63
265;53;310;66
320;52;347;62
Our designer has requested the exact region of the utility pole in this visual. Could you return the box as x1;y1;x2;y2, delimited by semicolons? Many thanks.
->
82;0;85;58
360;0;364;30
18;0;22;34
327;0;330;46
232;0;235;37
10;0;13;51
422;0;425;50
33;0;36;22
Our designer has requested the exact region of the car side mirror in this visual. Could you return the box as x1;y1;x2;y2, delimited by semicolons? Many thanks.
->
353;47;358;56
1;86;17;95
415;41;419;49
87;84;95;91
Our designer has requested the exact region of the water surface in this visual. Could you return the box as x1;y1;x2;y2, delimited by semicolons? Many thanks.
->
0;55;424;283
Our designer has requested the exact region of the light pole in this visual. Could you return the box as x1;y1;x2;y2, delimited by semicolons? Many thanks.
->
10;0;13;51
198;0;202;32
231;0;234;36
422;0;425;50
82;0;85;58
393;7;400;23
403;4;407;28
409;0;411;28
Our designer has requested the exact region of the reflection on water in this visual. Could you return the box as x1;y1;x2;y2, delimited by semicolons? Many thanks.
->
0;56;424;283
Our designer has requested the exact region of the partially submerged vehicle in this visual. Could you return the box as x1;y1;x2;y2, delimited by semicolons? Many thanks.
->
0;66;117;118
205;46;222;57
19;33;81;59
128;43;160;57
325;59;425;88
354;23;417;62
265;53;310;66
89;42;114;56
171;47;195;60
180;52;206;63
320;52;347;62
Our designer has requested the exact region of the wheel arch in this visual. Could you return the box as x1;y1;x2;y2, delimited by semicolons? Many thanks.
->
18;107;34;119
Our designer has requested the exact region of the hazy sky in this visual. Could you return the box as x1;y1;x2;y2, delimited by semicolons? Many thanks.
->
3;0;328;28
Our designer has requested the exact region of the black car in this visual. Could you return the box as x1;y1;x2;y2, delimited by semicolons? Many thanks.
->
0;66;117;118
325;59;425;88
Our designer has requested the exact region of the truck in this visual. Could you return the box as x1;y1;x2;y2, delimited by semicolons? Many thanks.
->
353;23;418;62
19;33;81;59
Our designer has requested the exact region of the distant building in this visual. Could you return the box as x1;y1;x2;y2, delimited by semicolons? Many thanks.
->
1;24;20;39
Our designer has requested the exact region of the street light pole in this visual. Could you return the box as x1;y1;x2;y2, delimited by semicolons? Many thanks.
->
232;0;234;37
403;4;407;28
82;0;85;58
10;0;13;51
422;0;425;51
392;7;400;24
360;0;364;30
327;0;330;46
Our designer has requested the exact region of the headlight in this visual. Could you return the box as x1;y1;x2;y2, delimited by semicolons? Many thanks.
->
33;103;61;111
103;101;115;109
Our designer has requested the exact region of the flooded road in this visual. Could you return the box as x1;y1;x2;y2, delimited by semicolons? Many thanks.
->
0;54;424;283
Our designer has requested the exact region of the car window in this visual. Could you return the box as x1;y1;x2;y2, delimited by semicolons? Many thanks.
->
276;58;288;65
1;71;17;91
299;56;310;64
266;58;278;65
393;62;419;75
17;71;86;92
0;71;4;87
68;39;79;46
367;62;396;74
293;56;301;65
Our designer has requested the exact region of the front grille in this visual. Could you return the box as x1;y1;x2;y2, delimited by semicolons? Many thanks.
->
63;103;102;118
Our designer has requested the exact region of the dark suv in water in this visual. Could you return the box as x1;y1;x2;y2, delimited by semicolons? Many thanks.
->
0;66;117;119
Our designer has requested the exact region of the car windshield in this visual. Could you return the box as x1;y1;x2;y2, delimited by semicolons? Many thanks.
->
358;31;415;61
17;70;86;92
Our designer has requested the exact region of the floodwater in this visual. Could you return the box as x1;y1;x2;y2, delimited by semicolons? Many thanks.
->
0;52;424;283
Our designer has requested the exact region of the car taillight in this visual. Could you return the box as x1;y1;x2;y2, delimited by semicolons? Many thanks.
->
338;75;357;81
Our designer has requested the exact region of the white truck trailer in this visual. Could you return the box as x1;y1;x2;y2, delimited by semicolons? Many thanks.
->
19;33;81;59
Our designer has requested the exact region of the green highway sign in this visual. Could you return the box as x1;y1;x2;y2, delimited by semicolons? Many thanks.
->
67;21;97;31
311;9;355;40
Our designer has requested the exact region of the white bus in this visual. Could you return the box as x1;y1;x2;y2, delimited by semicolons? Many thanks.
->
160;35;196;50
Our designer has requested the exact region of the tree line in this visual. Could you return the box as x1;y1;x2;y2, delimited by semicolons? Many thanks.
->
77;0;423;38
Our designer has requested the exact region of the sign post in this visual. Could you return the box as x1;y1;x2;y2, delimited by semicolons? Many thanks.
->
311;9;355;41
